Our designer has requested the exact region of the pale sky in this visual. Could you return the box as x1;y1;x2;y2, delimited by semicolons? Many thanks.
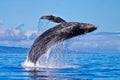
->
0;0;120;32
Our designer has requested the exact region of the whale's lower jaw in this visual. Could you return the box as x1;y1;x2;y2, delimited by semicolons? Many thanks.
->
27;22;97;64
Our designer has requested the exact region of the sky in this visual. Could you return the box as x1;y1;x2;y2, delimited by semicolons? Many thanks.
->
0;0;120;32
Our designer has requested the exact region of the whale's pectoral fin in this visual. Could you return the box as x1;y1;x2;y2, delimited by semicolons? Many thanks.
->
40;15;66;23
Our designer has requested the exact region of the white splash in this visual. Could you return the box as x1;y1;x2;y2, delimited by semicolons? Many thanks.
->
22;58;79;70
22;48;51;68
22;43;80;70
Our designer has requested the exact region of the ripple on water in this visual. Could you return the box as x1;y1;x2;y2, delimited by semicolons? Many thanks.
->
0;52;120;80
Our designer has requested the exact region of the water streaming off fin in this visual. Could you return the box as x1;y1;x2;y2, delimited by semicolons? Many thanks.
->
38;19;57;33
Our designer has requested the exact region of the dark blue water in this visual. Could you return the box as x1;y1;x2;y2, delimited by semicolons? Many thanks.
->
0;51;120;80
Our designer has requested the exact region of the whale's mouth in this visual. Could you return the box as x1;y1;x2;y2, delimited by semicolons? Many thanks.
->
87;26;97;33
83;23;97;32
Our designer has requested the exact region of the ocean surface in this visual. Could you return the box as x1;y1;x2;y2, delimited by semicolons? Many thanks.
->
0;33;120;80
0;51;120;80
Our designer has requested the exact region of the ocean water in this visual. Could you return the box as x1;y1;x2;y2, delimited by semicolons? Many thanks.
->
0;33;120;80
0;51;120;80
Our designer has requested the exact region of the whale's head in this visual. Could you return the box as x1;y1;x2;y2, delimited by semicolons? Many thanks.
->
58;22;97;39
79;23;97;33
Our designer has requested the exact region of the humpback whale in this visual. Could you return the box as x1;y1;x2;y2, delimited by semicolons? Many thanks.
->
28;15;97;64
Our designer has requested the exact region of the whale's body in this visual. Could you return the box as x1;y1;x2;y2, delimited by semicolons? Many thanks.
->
27;15;97;64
